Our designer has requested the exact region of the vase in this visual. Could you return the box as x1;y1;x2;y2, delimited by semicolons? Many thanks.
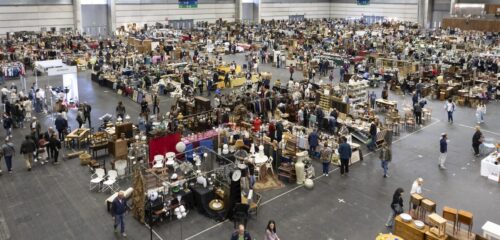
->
295;151;307;184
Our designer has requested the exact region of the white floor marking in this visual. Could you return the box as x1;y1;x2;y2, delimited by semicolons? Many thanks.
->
457;123;500;136
145;224;165;240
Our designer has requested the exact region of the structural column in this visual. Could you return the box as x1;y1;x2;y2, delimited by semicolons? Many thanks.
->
449;0;456;15
235;0;242;22
73;0;83;33
107;0;116;35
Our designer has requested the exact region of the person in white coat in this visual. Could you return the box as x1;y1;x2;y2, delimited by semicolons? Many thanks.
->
475;103;486;124
22;97;33;120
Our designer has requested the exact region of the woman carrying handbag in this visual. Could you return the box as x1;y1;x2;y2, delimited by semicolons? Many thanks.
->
385;187;404;227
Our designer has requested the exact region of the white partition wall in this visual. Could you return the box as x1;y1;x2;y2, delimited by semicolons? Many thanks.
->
115;0;236;26
0;5;74;35
260;0;331;21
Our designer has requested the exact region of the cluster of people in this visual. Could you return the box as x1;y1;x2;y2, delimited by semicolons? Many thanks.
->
1;124;62;173
230;222;280;240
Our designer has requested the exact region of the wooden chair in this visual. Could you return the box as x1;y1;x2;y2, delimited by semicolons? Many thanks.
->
458;210;473;237
442;206;458;235
421;198;436;223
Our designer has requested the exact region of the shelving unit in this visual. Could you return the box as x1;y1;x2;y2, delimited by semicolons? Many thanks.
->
346;81;369;105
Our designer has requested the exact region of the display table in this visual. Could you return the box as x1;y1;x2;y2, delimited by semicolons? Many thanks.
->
66;128;90;148
376;98;398;110
482;221;500;239
394;215;429;240
480;153;500;180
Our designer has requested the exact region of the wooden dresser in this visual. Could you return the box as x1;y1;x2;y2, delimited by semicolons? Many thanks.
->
394;215;429;240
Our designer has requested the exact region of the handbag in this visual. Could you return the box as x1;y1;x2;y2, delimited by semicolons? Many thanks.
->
393;204;403;214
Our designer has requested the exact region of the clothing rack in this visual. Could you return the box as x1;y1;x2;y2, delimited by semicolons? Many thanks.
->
1;62;25;79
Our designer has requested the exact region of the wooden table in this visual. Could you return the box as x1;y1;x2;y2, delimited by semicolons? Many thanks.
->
376;98;398;111
66;128;90;149
394;215;429;240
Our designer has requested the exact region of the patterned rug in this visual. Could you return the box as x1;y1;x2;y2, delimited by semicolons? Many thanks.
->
253;174;285;191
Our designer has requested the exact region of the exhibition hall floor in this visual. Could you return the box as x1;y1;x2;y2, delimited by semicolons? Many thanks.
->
0;54;499;240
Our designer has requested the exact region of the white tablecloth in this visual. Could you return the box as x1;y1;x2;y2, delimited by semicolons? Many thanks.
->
480;154;500;178
482;221;500;239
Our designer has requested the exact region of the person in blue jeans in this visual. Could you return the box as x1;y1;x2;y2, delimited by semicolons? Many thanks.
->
320;142;332;176
379;144;392;178
1;138;15;173
338;136;352;176
112;191;129;237
308;129;319;158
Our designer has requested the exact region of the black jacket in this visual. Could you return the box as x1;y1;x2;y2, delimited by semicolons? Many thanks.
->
20;139;36;154
472;131;482;145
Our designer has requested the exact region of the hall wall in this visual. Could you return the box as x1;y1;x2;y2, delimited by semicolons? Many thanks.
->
115;0;236;27
330;0;419;22
259;0;331;21
0;0;74;35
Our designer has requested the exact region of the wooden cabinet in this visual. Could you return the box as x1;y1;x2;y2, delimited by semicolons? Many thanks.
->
395;215;429;240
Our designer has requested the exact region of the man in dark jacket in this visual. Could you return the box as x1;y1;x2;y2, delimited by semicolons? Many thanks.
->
338;136;352;176
439;133;448;169
413;103;422;125
379;144;392;178
49;134;61;164
54;114;68;141
230;224;252;240
111;191;129;237
472;126;483;157
368;121;378;151
82;102;92;128
276;120;284;142
20;135;36;171
308;129;319;158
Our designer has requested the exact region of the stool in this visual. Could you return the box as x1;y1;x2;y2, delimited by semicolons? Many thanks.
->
442;206;458;235
429;213;447;237
409;193;423;218
458;210;473;237
421;199;436;223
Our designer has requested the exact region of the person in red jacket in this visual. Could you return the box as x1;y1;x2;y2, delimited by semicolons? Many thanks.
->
253;117;262;133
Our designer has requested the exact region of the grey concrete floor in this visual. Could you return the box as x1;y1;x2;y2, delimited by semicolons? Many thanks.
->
0;53;499;240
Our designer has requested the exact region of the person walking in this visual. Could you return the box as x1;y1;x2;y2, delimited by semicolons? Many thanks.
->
338;136;352;176
2;138;15;173
413;102;422;126
82;102;92;128
20;135;36;171
289;65;294;80
439;133;448;169
54;113;68;142
320;142;332;176
152;94;160;114
3;113;13;138
116;101;126;119
475;103;486;124
369;91;377;109
231;224;252;240
265;220;280;240
472;126;483;157
111;191;129;237
368;120;378;151
385;187;404;227
37;134;49;165
444;99;456;123
49;134;61;164
207;78;213;97
379;144;392;178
